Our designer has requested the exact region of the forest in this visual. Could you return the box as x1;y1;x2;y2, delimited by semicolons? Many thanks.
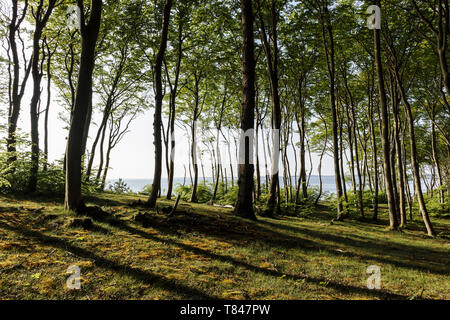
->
0;0;449;301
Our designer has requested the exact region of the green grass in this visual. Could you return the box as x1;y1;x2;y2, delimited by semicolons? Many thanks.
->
0;192;449;300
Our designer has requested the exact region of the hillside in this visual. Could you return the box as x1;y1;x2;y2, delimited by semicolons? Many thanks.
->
0;193;449;300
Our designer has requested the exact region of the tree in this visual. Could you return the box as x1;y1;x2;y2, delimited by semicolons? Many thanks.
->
372;0;398;230
165;2;187;200
64;0;103;212
309;0;345;220
6;0;31;167
27;0;59;192
147;0;173;208
235;0;256;220
257;0;282;217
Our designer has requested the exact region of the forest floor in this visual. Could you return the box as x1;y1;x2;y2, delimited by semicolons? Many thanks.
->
0;192;449;300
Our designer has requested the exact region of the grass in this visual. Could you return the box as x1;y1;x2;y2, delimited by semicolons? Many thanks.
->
0;192;449;300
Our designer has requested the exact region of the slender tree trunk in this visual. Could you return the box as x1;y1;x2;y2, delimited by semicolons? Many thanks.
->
368;73;379;220
430;105;444;203
342;69;364;217
101;140;112;191
394;70;435;236
28;28;44;193
95;122;107;183
190;86;200;203
299;96;307;200
212;89;227;201
166;15;183;200
349;85;364;217
226;131;235;188
392;94;407;227
7;0;31;166
337;101;348;205
147;0;173;207
86;107;109;180
261;126;269;191
28;0;57;190
373;2;398;229
43;38;53;172
257;0;281;216
255;122;261;200
255;95;262;200
401;129;413;220
320;2;344;219
315;113;328;205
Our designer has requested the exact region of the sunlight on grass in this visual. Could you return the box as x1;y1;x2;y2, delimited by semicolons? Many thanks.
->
0;193;449;300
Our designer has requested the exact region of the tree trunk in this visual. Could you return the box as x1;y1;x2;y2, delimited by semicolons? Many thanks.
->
7;0;31;166
368;74;379;220
212;88;227;201
373;1;398;229
392;92;407;227
235;0;256;220
315;113;328;205
430;105;444;203
166;14;183;200
28;0;57;191
101;139;112;191
255;122;261;200
65;0;102;212
394;70;435;236
43;38;54;172
147;0;173;207
320;2;344;219
189;81;201;203
257;0;281;216
95;122;107;183
295;78;308;202
28;28;44;193
86;107;109;180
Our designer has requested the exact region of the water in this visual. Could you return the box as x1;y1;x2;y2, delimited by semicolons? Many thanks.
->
107;175;340;194
107;175;430;197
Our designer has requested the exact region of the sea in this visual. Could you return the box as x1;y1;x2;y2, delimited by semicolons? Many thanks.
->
107;175;340;194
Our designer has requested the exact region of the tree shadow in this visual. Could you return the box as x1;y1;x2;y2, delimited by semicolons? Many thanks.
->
84;194;136;207
84;215;411;300
257;219;450;276
115;207;450;277
0;220;216;300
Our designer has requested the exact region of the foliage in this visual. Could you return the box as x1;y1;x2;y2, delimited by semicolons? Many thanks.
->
424;193;450;219
108;179;132;194
141;184;152;195
175;183;213;203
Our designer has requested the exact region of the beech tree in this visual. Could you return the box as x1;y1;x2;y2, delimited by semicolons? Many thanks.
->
235;0;256;220
257;0;282;217
5;0;31;167
64;0;103;211
372;0;398;230
27;0;59;192
147;0;173;208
